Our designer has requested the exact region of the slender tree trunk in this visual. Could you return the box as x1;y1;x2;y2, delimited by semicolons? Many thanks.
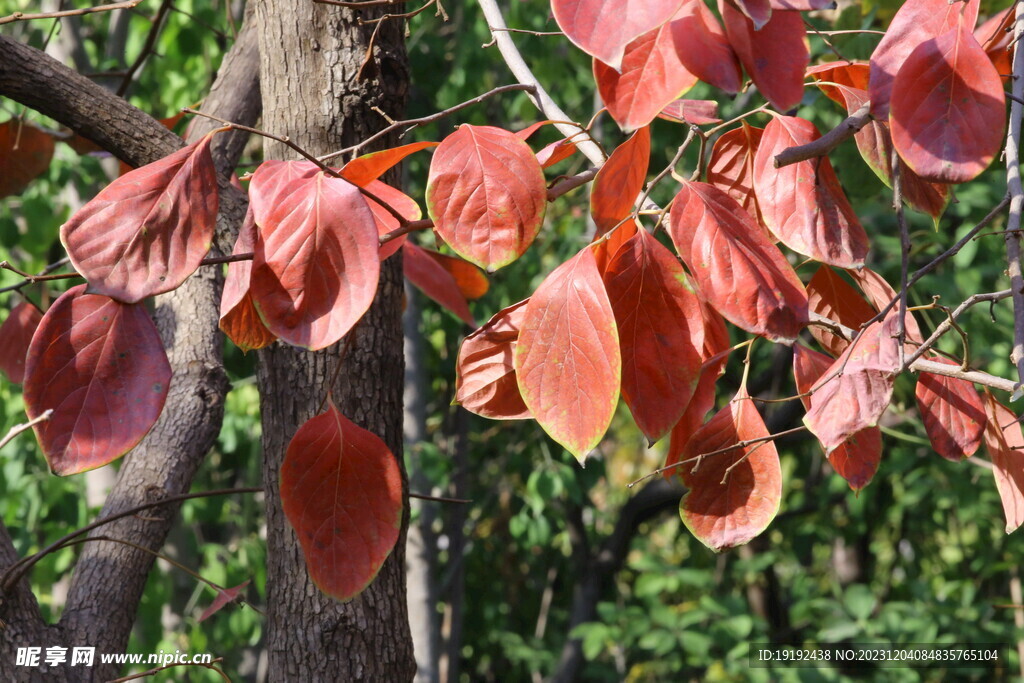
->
255;1;415;679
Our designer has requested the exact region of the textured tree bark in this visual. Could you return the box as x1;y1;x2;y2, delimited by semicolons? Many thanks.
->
255;0;415;679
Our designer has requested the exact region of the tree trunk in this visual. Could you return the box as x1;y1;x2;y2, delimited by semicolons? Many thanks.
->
255;1;415;679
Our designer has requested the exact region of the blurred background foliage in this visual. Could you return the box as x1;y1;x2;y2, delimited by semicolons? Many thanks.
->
1;0;1023;681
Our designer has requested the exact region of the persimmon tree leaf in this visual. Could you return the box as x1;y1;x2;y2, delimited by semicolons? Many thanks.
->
728;0;771;30
249;161;380;351
806;61;870;107
793;344;881;490
669;181;808;344
719;3;809;112
868;0;979;118
594;19;698;132
23;284;171;475
60;134;218;303
890;22;1005;184
340;141;438;186
590;126;650;235
0;119;54;199
976;9;1014;79
803;316;901;453
551;0;685;70
455;299;531;420
678;386;782;551
603;230;704;444
983;392;1024;533
403;242;475;326
916;358;986;461
515;248;620;462
706;122;765;228
805;265;877;357
753;115;869;268
220;206;275;352
199;580;251;623
426;125;546;271
361;179;422;261
0;302;43;384
847;266;924;343
670;0;742;93
424;249;489;300
536;137;579;168
280;402;403;601
593;220;640;275
658;99;721;125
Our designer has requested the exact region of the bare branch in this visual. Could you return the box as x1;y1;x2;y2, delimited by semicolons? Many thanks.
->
0;410;51;453
774;102;871;168
1005;2;1024;396
0;0;141;26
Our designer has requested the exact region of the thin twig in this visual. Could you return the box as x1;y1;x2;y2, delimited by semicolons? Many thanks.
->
893;149;911;368
314;0;411;6
1005;1;1024;398
107;657;231;683
0;410;52;453
0;0;141;25
899;290;1012;372
116;0;174;97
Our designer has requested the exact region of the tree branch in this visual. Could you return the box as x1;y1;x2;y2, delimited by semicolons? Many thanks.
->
1005;1;1024;396
773;102;871;168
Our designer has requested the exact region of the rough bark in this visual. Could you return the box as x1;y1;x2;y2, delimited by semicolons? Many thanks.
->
0;17;261;682
255;0;415;679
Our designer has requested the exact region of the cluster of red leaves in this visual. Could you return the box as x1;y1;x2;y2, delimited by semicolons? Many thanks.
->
0;0;1019;599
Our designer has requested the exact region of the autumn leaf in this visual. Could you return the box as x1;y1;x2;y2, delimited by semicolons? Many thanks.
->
403;242;476;326
983;392;1024;533
0;302;43;384
706;122;765;229
199;580;251;623
590;127;650;235
0;119;55;199
916;358;986;461
670;0;742;93
219;206;275;352
805;265;877;357
658;99;721;125
340;141;438;186
455;300;531;420
361;180;422;261
551;0;685;70
280;402;403;601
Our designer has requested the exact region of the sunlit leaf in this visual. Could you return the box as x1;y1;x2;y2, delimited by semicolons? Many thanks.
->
706;122;765;230
658;99;721;125
361;180;422;261
403;243;475;326
340;141;438;186
552;0;685;70
219;206;276;352
983;392;1024;533
916;357;986;461
590;127;650;236
455;300;531;420
670;0;742;93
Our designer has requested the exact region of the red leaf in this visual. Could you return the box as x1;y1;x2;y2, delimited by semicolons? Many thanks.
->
915;358;986;461
983;392;1024;533
590;127;650;236
340;141;438;187
455;300;531;420
426;125;547;271
249;161;379;350
805;265;877;357
0;302;43;384
658;99;721;125
552;0;685;70
753;115;869;268
199;580;251;623
668;181;809;344
0;120;54;199
728;0;772;30
719;3;809;112
594;18;698;132
678;386;782;551
362;180;422;261
806;61;870;107
603;230;704;444
976;9;1014;79
670;0;742;93
219;207;275;352
60;135;218;303
847;267;924;343
425;249;489;300
706;122;765;229
23;285;171;475
403;243;475;326
803;316;900;453
515;248;620;462
890;22;1005;184
769;0;835;8
868;0;980;118
280;402;403;601
793;344;881;490
536;137;579;168
593;220;640;275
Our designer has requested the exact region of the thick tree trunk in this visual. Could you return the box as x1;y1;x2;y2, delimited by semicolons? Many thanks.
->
255;1;415;679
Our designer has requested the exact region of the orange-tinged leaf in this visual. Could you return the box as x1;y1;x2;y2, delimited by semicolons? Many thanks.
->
805;265;877;357
719;3;809;112
670;0;742;93
403;243;475;326
976;9;1014;79
249;161;379;350
199;580;251;622
706;122;764;228
425;249;488;300
590;127;650;236
793;344;881;490
362;180;422;261
916;358;986;461
594;17;698;132
806;61;870;107
280;402;403;601
60;135;218;303
0;120;54;198
603;230;704;444
455;300;531;420
890;23;1005;184
753;115;868;268
340;141;438;186
552;0;685;70
593;220;640;275
983;392;1024;533
23;285;171;475
515;249;621;462
658;99;721;125
678;386;782;551
536;137;579;168
219;207;275;352
803;316;900;453
869;0;979;118
426;125;546;271
0;302;43;384
669;181;809;344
